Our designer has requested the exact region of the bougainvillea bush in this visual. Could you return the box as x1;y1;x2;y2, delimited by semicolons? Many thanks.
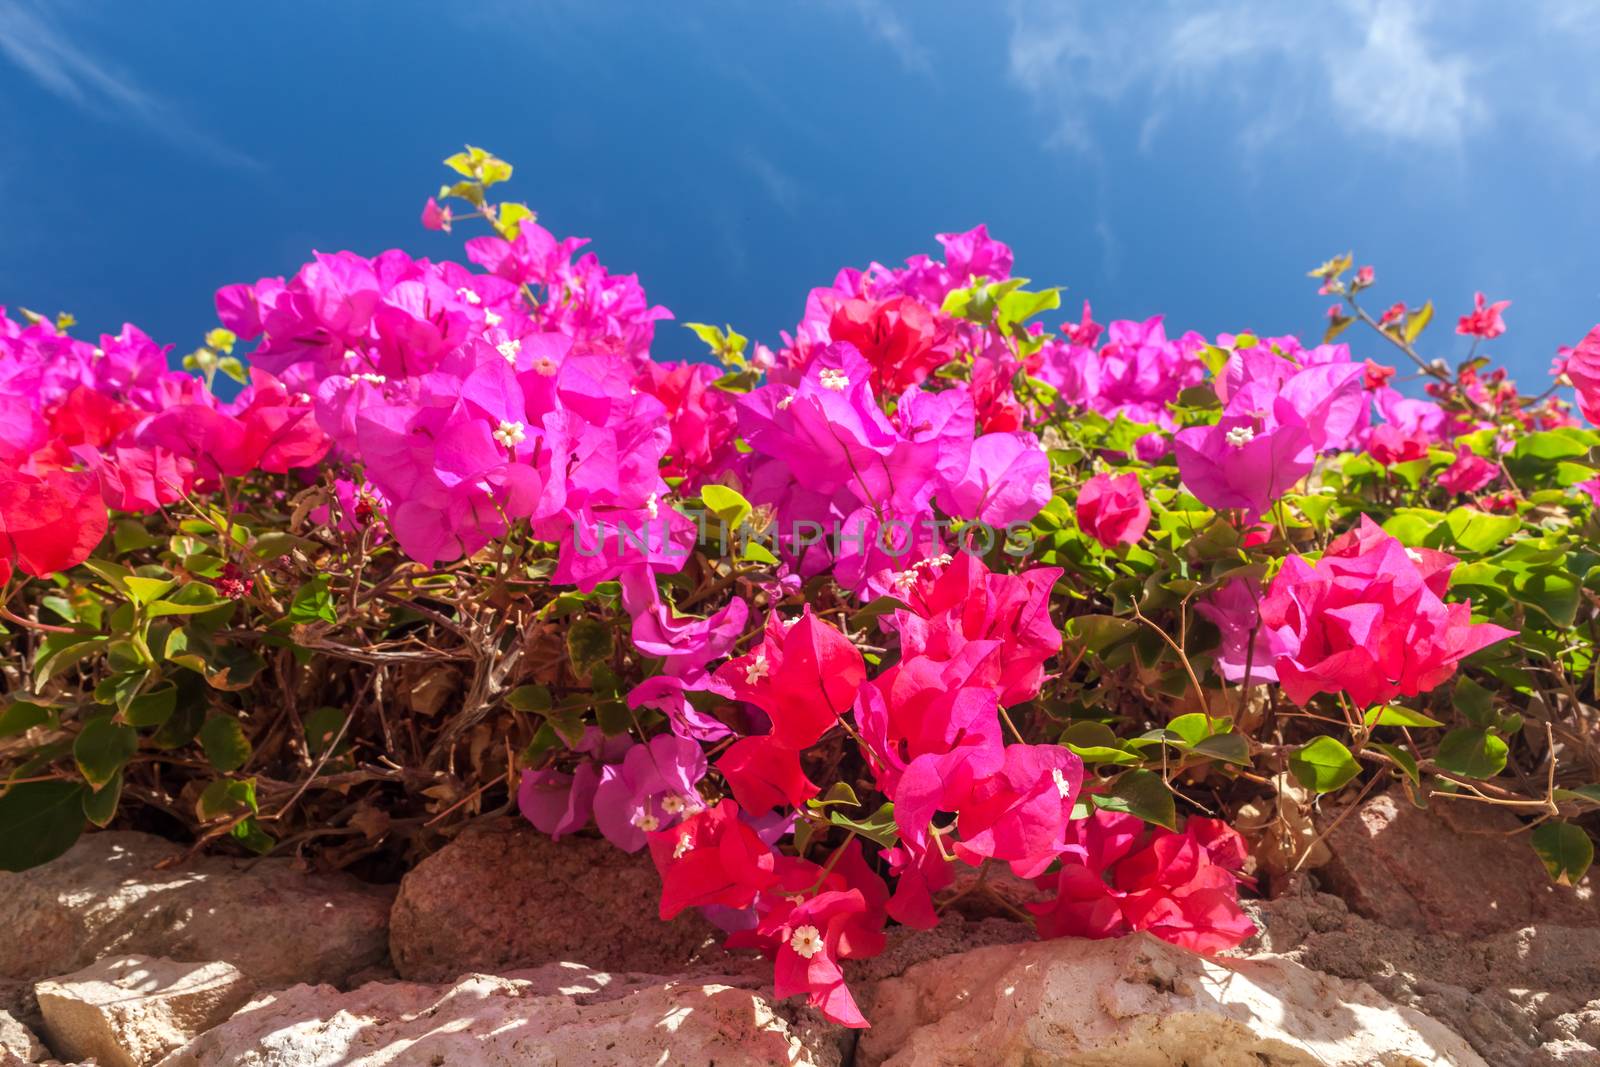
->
3;147;1599;1026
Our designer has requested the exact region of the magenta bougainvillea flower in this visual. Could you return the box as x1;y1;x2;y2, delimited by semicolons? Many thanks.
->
593;734;708;852
1075;471;1150;548
1259;516;1516;707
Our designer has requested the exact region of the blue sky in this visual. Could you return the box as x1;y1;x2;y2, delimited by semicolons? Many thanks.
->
2;1;1598;387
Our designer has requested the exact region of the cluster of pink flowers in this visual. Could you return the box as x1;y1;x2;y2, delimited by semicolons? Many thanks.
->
1202;517;1514;707
1037;307;1208;459
0;311;329;585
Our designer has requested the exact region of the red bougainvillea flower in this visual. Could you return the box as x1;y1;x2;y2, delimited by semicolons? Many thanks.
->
713;607;865;750
1437;448;1500;496
648;799;781;919
1457;291;1511;339
769;889;873;1028
828;295;946;394
0;464;106;578
1258;515;1516;708
1030;811;1256;954
1075;471;1150;548
1362;360;1395;391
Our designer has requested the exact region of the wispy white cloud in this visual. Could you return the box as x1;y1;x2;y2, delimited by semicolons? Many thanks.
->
739;149;803;215
0;0;257;168
834;0;932;75
1006;0;1494;155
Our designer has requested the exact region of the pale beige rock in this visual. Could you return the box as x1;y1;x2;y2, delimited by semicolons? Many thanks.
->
155;964;841;1067
0;831;393;989
855;932;1489;1067
36;956;255;1067
389;820;718;981
0;1009;45;1063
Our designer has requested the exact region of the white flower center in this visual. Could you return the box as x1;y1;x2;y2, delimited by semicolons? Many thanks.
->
632;811;660;832
660;795;686;815
1405;548;1423;563
457;287;482;305
497;339;522;363
790;925;824;959
1052;767;1073;799
673;833;693;859
777;394;795;410
646;492;660;519
493;420;527;448
533;356;559;377
484;310;503;327
819;369;850;392
1225;426;1256;448
348;372;385;385
745;652;770;685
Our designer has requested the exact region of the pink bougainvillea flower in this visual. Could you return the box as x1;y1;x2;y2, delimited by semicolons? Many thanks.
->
1174;386;1314;516
1259;515;1516;707
420;197;451;233
1437;448;1500;495
934;430;1052;527
951;742;1085;878
1195;577;1280;685
1366;423;1430;466
1561;325;1600;427
1457;291;1511;339
517;764;600;840
1075;471;1150;548
593;734;707;852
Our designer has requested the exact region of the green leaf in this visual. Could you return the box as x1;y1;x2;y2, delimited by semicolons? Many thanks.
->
1364;706;1445;729
146;582;224;617
1554;785;1600;807
1064;614;1139;654
303;707;348;757
123;575;177;606
199;716;252;773
505;685;553;712
807;782;861;809
1403;299;1433;343
82;771;123;828
1435;727;1508;779
566;617;615;677
0;700;55;738
1530;821;1593;886
288;577;337;624
1370;741;1420;786
1289;736;1361;793
1453;677;1497;727
1192;733;1252;767
0;780;86;871
1444;508;1520;554
124;687;177;729
700;484;752;529
1092;769;1177;830
197;777;259;821
828;802;899;848
73;717;137;789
